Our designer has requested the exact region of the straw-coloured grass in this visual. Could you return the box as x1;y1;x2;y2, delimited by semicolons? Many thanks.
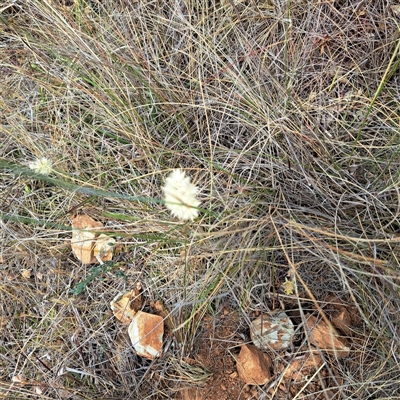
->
1;0;399;398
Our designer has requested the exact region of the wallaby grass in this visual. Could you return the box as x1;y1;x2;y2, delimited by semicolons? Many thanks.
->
1;0;400;398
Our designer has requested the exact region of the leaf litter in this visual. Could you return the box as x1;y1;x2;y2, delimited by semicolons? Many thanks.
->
70;214;115;264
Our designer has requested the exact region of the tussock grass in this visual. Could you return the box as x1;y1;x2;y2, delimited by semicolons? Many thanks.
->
1;0;400;398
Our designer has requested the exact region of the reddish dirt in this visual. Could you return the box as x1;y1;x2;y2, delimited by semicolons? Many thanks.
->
174;295;361;400
175;308;258;400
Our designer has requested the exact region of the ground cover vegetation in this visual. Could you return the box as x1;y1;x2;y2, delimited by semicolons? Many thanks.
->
1;0;400;399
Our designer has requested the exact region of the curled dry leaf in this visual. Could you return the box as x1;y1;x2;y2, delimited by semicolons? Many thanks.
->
305;313;350;358
110;287;142;324
71;215;102;264
71;229;97;264
71;215;115;264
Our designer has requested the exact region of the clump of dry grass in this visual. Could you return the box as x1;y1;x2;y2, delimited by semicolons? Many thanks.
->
1;0;400;398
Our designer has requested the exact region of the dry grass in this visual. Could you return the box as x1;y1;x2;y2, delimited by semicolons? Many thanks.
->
1;0;400;399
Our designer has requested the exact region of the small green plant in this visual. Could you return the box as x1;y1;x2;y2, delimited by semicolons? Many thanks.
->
70;261;122;295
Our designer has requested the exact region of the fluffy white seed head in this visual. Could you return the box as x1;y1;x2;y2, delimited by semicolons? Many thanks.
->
162;169;201;221
28;157;53;175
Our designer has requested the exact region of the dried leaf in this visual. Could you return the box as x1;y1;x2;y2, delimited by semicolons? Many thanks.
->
150;300;166;316
279;346;323;382
71;214;103;230
150;300;173;332
305;314;350;358
21;269;31;278
110;288;142;324
11;375;28;385
391;5;400;15
34;386;43;395
93;234;115;263
71;215;115;264
71;215;102;264
331;307;352;336
0;315;10;330
71;229;97;264
326;295;355;335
